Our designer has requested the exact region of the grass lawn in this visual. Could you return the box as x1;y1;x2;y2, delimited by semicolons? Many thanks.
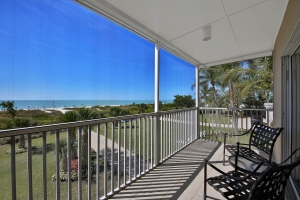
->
0;133;123;200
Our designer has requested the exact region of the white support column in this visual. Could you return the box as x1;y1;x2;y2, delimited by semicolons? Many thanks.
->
196;67;200;139
196;67;199;107
155;43;160;112
154;43;160;165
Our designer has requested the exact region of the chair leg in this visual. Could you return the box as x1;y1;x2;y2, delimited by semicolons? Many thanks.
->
223;133;226;166
204;159;207;200
234;142;240;172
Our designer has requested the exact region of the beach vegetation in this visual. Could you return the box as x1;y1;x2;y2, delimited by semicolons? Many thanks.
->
173;95;195;108
0;100;16;119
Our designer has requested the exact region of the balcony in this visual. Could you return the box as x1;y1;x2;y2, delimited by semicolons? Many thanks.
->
0;107;273;199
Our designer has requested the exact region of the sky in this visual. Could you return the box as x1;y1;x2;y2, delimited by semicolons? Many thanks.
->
0;0;195;101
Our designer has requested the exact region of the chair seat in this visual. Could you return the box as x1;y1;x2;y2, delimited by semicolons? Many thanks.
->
225;145;268;162
207;171;256;200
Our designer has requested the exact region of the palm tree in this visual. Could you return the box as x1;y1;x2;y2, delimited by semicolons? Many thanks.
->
220;62;242;134
57;139;68;173
199;66;223;107
60;111;79;159
77;108;99;170
14;118;37;149
225;56;273;106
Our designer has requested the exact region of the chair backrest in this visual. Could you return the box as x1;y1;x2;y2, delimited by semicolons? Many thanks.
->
249;123;284;161
248;156;300;199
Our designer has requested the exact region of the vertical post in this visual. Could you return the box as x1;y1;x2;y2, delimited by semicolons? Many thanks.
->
77;127;82;200
88;125;92;199
96;124;100;199
124;121;127;185
111;123;114;193
204;159;207;200
104;123;107;198
27;134;33;200
55;131;60;200
118;121;121;189
11;136;16;200
154;43;160;166
67;129;72;200
42;132;47;199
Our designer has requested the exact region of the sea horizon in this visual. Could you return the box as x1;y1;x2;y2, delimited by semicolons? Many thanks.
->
0;100;173;110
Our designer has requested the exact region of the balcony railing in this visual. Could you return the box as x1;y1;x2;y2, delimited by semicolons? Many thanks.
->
0;107;273;199
199;107;273;144
0;108;197;199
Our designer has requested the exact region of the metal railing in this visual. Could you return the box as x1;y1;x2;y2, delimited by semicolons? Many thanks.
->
0;108;198;200
199;107;273;143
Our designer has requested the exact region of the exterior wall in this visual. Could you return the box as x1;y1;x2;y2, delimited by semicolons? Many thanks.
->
273;0;300;162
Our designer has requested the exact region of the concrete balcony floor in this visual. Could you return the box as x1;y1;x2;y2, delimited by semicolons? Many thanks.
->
110;139;232;200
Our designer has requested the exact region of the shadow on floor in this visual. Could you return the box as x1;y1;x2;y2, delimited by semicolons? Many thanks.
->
109;139;221;200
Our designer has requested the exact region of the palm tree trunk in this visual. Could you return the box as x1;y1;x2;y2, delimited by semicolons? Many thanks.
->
60;153;68;173
70;128;77;160
81;127;88;170
229;81;238;135
18;135;26;149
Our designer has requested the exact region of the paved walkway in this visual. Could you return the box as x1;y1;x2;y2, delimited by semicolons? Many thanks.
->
90;131;131;172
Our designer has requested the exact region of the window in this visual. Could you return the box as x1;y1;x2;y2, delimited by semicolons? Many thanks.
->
281;23;300;199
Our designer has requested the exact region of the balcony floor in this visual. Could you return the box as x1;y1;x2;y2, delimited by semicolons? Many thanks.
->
110;139;232;200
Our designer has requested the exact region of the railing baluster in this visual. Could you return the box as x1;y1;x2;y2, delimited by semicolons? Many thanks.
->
118;121;121;189
88;125;92;199
78;127;82;200
28;134;33;200
124;121;127;185
96;124;100;200
150;116;153;168
11;136;16;200
134;119;136;179
146;117;149;171
111;122;114;194
169;113;171;154
55;130;60;200
104;123;107;198
67;129;72;200
42;131;47;200
138;118;141;176
143;117;145;173
160;115;163;162
129;120;132;180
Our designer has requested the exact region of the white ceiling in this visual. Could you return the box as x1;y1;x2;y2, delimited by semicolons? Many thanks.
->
74;0;288;67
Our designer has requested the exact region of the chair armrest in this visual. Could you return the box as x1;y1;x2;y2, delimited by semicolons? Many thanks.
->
223;122;259;146
279;148;300;165
205;158;266;181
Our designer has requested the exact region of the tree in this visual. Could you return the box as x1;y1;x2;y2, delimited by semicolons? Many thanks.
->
173;95;195;108
77;108;100;170
220;62;241;134
14;118;37;149
57;139;68;173
137;103;147;113
60;111;79;160
199;66;223;107
225;56;273;107
0;101;16;119
108;107;130;117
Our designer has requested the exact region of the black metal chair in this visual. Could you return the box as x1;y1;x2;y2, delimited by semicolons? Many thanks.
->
204;148;300;200
223;122;284;165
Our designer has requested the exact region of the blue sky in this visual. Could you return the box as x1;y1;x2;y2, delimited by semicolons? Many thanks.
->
0;0;195;101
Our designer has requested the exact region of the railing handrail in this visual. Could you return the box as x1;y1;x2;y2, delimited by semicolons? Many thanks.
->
200;107;273;111
0;108;198;137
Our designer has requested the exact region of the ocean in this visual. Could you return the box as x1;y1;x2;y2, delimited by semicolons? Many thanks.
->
0;100;172;110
